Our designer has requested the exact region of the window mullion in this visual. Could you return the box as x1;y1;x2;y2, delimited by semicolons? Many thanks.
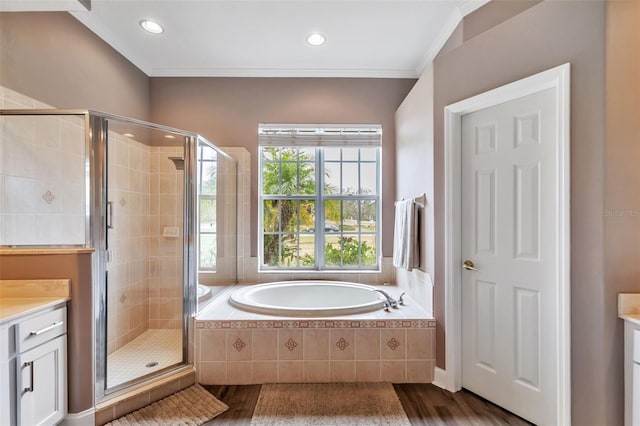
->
376;147;382;267
316;147;324;269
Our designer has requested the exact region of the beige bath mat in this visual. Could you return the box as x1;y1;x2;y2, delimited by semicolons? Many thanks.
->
106;384;228;425
251;383;411;426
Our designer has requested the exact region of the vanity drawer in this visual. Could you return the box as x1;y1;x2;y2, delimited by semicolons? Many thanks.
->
15;307;67;353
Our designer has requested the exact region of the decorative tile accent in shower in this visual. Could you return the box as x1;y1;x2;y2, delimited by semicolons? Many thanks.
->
41;190;56;204
195;290;435;385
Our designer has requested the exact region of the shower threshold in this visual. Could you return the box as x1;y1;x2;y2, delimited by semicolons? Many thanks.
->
107;329;182;389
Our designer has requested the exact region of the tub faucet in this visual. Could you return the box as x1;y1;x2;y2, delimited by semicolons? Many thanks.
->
372;289;398;310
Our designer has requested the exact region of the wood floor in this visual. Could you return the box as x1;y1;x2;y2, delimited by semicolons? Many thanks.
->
202;383;532;425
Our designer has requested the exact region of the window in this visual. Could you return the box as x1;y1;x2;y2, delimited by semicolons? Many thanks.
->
198;144;217;271
258;125;381;271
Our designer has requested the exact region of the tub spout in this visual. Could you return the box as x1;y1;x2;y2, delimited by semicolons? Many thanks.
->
372;289;398;309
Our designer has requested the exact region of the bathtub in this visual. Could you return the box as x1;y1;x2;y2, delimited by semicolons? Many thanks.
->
229;281;385;316
197;284;212;303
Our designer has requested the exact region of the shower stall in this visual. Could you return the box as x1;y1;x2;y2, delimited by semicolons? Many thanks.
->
0;109;237;403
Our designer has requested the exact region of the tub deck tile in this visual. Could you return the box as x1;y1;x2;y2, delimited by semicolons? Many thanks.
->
196;285;435;385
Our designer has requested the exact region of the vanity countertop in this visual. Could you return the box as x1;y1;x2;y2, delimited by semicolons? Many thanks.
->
0;279;70;324
619;293;640;326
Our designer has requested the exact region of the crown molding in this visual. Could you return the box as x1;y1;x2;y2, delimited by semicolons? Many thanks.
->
0;0;89;12
148;67;419;79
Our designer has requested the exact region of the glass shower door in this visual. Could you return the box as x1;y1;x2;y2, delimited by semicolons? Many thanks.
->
102;119;187;392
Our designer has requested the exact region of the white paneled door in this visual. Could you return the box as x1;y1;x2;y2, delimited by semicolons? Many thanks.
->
461;88;558;425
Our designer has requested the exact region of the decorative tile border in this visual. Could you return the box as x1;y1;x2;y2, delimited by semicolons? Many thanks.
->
196;319;436;330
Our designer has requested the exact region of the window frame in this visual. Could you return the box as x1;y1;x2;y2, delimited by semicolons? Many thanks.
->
197;145;217;272
258;145;382;272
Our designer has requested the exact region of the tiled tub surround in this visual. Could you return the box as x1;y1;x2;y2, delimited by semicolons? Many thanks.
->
195;285;435;384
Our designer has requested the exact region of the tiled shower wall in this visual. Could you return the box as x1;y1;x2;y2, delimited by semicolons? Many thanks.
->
106;132;152;353
106;140;185;353
0;86;86;246
149;146;184;329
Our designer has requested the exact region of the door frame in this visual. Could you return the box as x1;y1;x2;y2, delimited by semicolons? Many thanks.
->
441;63;571;424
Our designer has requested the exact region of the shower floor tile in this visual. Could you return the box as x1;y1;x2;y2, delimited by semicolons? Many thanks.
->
107;329;182;389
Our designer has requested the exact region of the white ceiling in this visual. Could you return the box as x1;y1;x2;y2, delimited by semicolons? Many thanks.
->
65;0;488;78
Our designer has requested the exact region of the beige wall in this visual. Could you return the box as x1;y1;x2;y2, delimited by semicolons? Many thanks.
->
429;0;636;424
394;65;435;313
0;12;151;413
604;0;640;423
0;12;150;121
150;77;416;258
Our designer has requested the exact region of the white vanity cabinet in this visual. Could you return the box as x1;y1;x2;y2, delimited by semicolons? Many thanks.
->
627;324;640;426
634;329;640;426
0;304;67;426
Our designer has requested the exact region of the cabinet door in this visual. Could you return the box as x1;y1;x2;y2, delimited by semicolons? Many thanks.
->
634;362;640;426
17;335;67;426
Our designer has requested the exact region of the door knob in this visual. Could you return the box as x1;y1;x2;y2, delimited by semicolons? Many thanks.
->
463;260;479;271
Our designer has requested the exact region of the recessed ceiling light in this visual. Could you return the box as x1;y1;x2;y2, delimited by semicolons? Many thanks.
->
164;134;176;139
140;19;164;34
306;33;326;46
123;133;134;138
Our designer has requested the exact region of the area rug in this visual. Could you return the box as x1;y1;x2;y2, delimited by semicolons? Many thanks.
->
250;383;411;426
106;384;228;425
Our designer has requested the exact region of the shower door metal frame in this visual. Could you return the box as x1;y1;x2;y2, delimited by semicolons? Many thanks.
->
89;111;199;402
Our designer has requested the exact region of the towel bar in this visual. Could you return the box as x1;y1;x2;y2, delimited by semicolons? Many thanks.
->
395;193;426;207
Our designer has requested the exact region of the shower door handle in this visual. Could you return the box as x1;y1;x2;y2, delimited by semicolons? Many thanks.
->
107;201;114;229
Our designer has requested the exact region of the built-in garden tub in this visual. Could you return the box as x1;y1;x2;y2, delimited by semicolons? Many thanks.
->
229;281;385;316
195;280;436;385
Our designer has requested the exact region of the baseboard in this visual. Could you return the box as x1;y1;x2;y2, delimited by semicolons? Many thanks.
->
61;408;95;426
432;367;448;390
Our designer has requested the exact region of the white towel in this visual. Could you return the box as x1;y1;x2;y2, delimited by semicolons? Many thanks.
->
392;199;419;271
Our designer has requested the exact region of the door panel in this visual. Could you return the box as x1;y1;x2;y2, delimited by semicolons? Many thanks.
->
461;88;557;425
514;163;540;260
514;287;540;389
474;280;497;372
475;169;497;255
